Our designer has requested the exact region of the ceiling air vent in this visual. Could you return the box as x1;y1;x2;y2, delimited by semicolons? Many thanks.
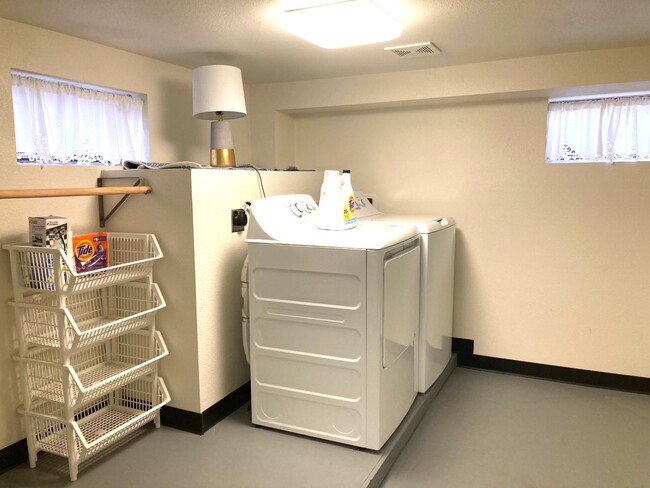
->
385;42;441;58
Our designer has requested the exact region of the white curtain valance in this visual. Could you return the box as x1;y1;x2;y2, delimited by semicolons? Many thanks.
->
546;95;650;163
11;73;146;166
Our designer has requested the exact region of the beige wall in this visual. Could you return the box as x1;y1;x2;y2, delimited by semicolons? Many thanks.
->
248;46;650;168
292;100;650;376
0;18;251;450
247;46;650;380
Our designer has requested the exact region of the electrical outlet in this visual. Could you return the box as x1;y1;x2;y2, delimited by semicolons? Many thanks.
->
231;209;247;232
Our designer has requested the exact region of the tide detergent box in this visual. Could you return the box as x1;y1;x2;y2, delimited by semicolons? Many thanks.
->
73;232;109;272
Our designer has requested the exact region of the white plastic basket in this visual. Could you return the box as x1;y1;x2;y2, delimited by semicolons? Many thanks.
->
3;233;162;299
20;377;170;481
15;331;168;409
10;282;165;355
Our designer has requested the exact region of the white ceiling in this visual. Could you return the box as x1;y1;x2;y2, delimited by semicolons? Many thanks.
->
1;0;649;84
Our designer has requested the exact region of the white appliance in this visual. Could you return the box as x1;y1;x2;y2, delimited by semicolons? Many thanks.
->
101;168;324;419
246;194;421;450
355;192;456;393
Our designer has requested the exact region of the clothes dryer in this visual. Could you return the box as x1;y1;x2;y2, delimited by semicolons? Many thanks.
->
245;194;420;450
355;193;456;393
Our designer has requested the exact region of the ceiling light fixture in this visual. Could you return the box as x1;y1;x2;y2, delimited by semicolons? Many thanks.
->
281;0;402;49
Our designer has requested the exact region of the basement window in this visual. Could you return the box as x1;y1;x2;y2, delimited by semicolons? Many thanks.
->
545;93;650;164
11;70;148;166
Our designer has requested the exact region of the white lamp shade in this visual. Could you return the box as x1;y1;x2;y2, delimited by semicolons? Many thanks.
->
192;65;247;120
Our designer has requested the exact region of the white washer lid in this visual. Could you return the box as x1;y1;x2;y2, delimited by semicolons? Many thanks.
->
246;194;419;249
355;191;455;233
359;213;455;234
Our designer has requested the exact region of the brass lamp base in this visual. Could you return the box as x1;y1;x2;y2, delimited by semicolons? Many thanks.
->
210;148;236;168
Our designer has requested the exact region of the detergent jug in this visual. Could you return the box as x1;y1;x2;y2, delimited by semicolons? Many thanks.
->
317;170;357;230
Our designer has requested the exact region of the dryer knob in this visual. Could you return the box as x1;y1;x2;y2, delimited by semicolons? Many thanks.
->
289;203;304;218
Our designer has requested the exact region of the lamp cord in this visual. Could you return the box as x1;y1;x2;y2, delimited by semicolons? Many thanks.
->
238;164;267;198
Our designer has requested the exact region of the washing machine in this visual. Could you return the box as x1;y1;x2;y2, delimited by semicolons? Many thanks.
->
355;192;456;393
245;194;420;450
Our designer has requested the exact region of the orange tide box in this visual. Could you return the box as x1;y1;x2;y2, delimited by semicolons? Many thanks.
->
73;232;109;272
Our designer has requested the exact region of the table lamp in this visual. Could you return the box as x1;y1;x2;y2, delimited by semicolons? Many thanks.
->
192;65;247;167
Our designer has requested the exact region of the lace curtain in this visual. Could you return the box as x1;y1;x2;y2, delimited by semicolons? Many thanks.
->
11;73;146;165
546;95;650;163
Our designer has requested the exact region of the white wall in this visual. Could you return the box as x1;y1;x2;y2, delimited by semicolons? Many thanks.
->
0;18;251;451
247;46;650;379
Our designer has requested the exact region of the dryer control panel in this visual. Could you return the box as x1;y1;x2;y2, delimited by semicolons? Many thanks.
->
246;194;320;243
288;199;318;219
354;192;381;219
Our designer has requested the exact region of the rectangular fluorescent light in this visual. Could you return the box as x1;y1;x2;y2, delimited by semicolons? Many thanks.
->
281;0;402;49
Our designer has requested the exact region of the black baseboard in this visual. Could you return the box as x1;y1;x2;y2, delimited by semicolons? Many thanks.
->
452;337;650;395
161;382;251;434
0;439;28;476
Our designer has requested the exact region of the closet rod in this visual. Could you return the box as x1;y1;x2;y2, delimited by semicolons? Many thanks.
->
0;186;152;199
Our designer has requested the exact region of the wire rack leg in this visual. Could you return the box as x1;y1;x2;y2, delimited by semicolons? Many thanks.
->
25;421;38;468
66;425;79;481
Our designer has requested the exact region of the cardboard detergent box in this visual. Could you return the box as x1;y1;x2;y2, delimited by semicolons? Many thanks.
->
73;232;109;273
28;216;68;250
27;216;69;290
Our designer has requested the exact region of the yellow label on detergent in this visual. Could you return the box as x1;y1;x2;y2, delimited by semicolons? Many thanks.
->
343;193;356;225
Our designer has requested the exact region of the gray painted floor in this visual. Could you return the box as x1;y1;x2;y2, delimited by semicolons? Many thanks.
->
1;366;649;487
381;368;650;488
